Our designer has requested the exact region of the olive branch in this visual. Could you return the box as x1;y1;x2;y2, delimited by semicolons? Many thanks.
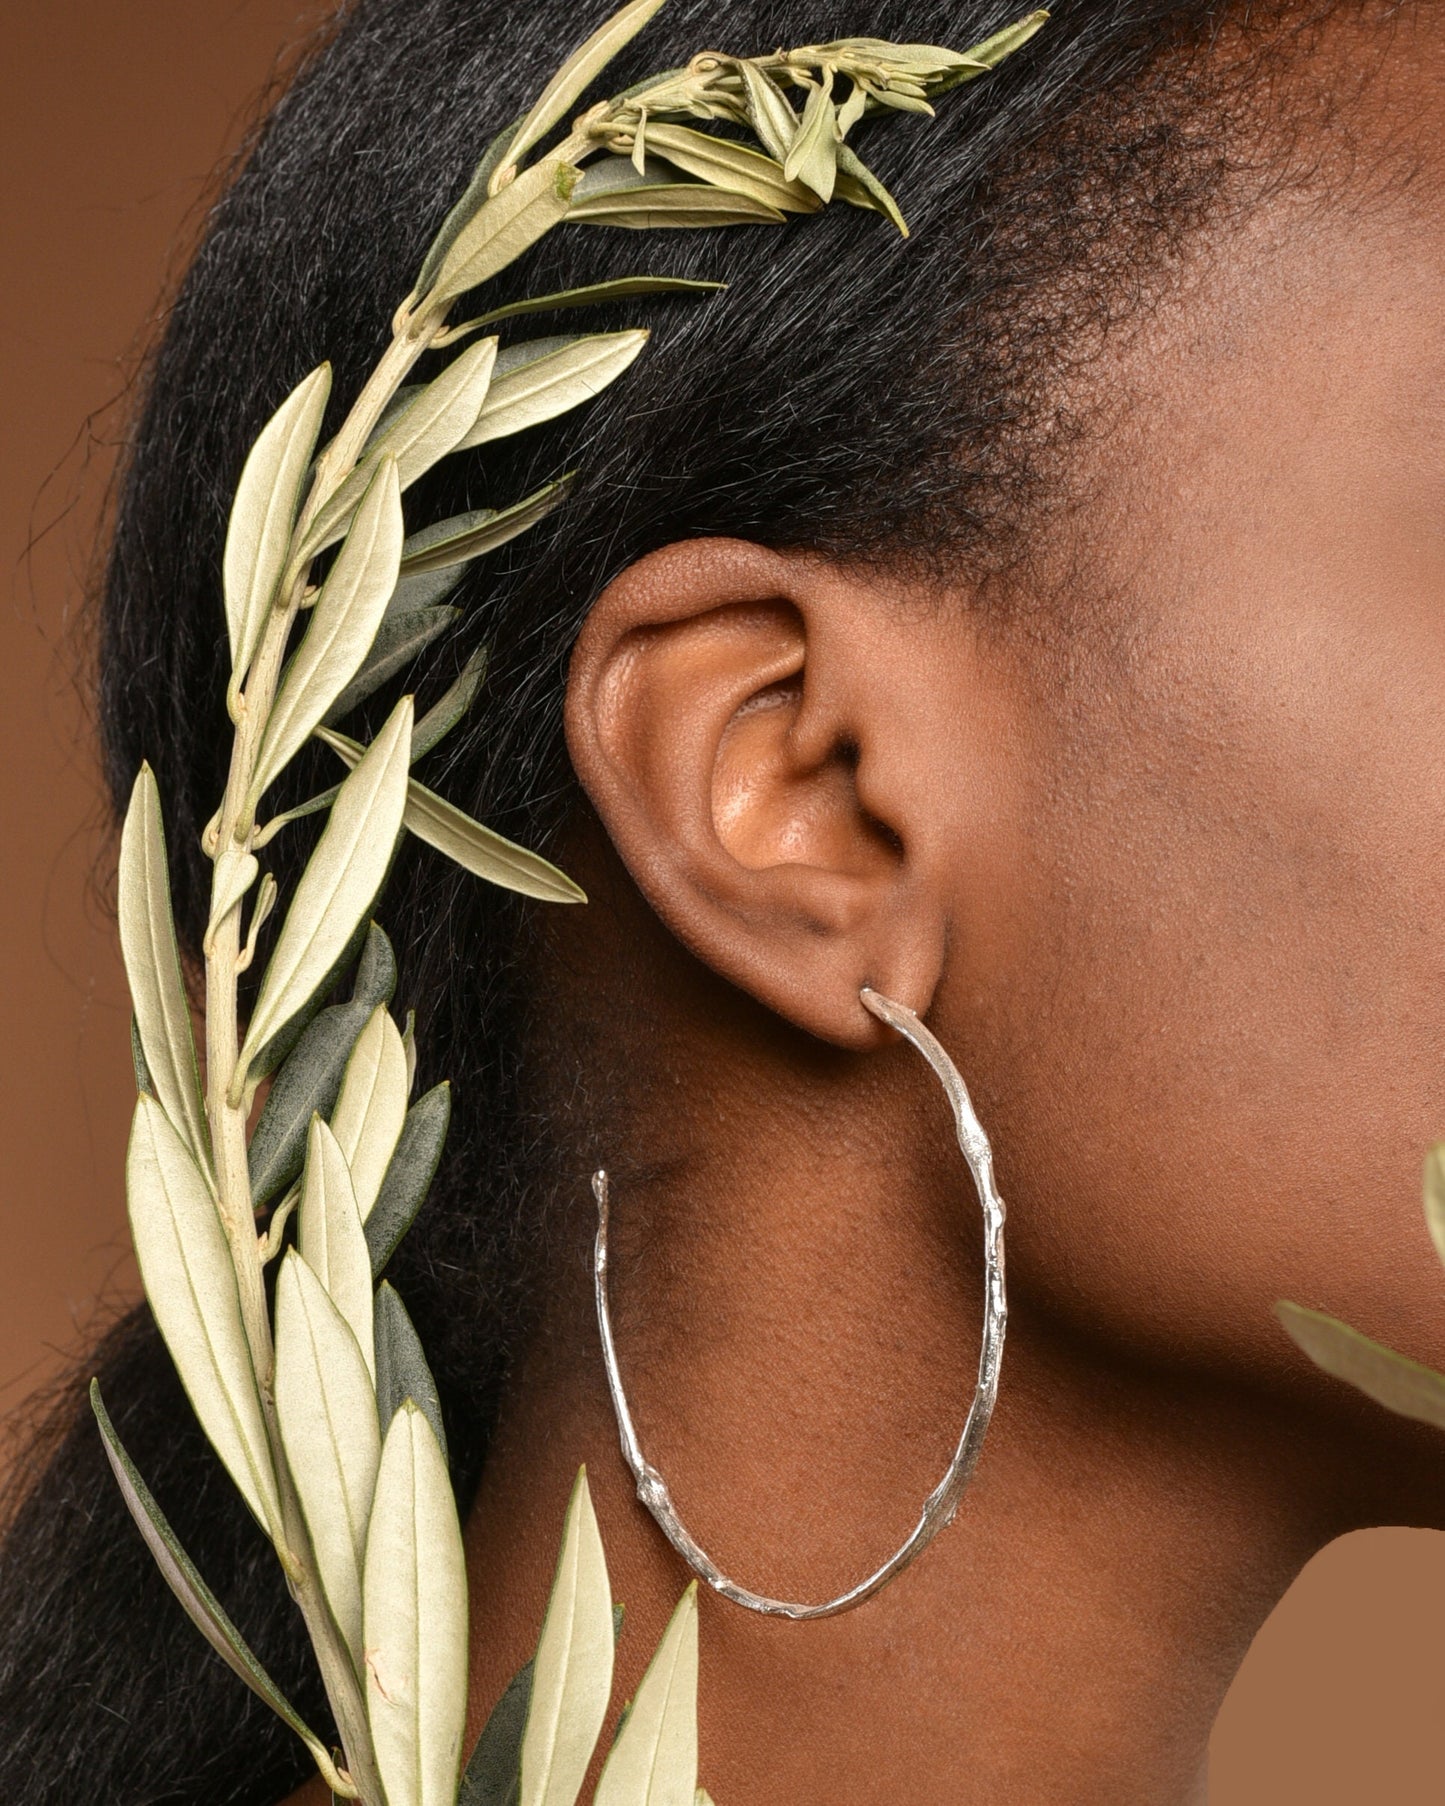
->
93;4;1047;1802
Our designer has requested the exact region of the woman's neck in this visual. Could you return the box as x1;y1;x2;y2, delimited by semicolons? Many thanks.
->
458;1115;1345;1806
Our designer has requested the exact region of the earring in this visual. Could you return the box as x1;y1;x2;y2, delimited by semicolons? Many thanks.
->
592;985;1007;1621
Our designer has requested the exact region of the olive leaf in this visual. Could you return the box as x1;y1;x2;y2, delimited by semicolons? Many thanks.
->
130;1015;154;1097
569;161;785;229
398;477;575;580
205;842;261;957
738;61;799;163
414;112;528;302
594;1583;698;1806
428;157;581;311
459;1659;533;1806
783;79;839;203
89;1382;354;1797
224;363;332;693
451;274;724;335
119;765;211;1174
1276;1301;1445;1433
364;1402;469;1806
366;1082;452;1279
1424;1143;1445;1272
250;458;405;806
412;649;488;763
833;142;907;235
304;342;499;556
519;1468;614;1806
374;1281;448;1462
235;696;413;1096
934;10;1050;89
127;1094;280;1533
276;1249;382;1667
323;606;461;728
643;123;821;214
299;1115;376;1378
248;923;396;1208
331;1004;409;1222
495;0;669;177
456;331;649;450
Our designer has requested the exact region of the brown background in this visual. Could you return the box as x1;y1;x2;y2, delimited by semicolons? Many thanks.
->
4;2;1444;1797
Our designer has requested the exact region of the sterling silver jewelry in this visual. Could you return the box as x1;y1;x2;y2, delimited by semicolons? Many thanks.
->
592;985;1007;1621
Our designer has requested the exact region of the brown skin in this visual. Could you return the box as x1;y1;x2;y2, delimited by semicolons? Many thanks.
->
292;11;1445;1805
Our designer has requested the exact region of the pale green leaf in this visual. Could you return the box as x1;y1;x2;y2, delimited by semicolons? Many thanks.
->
833;142;907;235
248;923;396;1207
519;1468;614;1806
568;162;784;228
331;1004;409;1222
498;0;669;175
936;11;1050;89
595;1583;698;1806
643;123;820;214
365;1402;469;1806
224;364;332;691
738;62;798;163
1276;1301;1445;1432
865;84;934;117
1424;1144;1445;1272
205;842;261;957
306;344;498;557
251;458;405;804
236;697;413;1091
695;1792;714;1805
414;111;528;300
89;1382;351;1795
127;1094;280;1533
130;1015;154;1097
366;1082;452;1279
275;1250;382;1666
398;478;574;578
412;649;488;763
323;606;461;729
385;563;469;619
456;275;725;333
429;157;580;310
782;81;838;202
374;1281;447;1463
456;331;648;450
299;1115;376;1378
119;766;211;1173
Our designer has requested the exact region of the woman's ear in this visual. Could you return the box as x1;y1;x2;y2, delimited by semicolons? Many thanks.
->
565;538;962;1049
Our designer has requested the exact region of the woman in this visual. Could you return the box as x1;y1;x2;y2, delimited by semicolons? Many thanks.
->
1;0;1441;1799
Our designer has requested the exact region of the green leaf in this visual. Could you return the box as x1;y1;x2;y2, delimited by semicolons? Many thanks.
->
365;1402;469;1806
374;1281;448;1463
306;343;499;557
455;275;725;334
205;842;261;957
414;112;528;301
412;649;488;763
429;157;580;311
90;1382;350;1795
833;142;908;235
323;606;461;729
223;364;332;692
1424;1143;1445;1272
569;157;786;228
299;1115;376;1378
1276;1301;1445;1432
366;1082;452;1279
497;0;669;176
236;697;413;1093
248;921;396;1207
519;1468;615;1806
119;766;211;1174
782;80;838;203
456;332;649;450
127;1094;280;1533
460;1660;533;1806
739;61;799;164
331;1004;409;1222
935;11;1050;90
643;123;820;214
275;1250;382;1666
398;477;574;579
594;1583;698;1806
251;458;405;805
130;1015;154;1097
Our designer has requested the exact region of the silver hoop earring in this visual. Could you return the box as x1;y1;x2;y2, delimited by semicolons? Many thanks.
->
592;985;1007;1621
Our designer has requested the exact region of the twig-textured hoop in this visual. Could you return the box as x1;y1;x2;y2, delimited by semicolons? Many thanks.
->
591;985;1008;1621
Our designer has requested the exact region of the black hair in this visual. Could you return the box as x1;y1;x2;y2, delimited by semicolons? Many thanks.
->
0;0;1356;1799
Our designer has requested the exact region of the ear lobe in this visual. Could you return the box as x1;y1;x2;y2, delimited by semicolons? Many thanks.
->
564;538;949;1048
